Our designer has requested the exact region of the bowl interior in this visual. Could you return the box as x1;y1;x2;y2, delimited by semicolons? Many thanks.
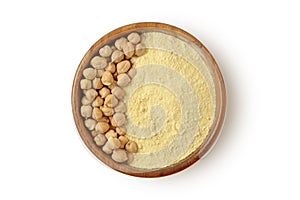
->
71;22;226;177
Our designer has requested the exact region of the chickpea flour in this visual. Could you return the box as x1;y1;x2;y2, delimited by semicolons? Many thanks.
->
124;32;216;169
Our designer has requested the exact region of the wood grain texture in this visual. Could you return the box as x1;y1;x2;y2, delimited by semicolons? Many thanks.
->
71;22;226;178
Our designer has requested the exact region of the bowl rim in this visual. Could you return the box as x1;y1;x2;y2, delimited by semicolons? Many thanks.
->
71;22;226;178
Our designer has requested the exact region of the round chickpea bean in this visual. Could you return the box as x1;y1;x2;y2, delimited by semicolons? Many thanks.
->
99;45;113;57
104;94;118;108
101;106;114;117
117;73;131;87
99;87;110;98
118;136;129;149
107;137;121;149
111;86;125;100
105;130;118;139
84;119;96;130
83;68;97;80
116;127;126;136
85;89;98;101
80;79;92;90
123;42;135;59
101;71;114;86
92;78;103;89
92;96;103;107
94;133;107;146
125;141;138;153
92;107;103;121
112;149;128;163
116;60;131;74
90;56;107;69
127;32;141;44
102;142;112;154
105;62;116;73
114;37;127;50
81;96;93;105
113;113;126;126
111;50;124;63
95;121;109;133
81;105;92;118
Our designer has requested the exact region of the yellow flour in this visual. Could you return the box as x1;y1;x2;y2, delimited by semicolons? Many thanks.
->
122;32;216;169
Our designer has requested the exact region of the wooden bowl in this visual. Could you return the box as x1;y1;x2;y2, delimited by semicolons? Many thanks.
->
71;22;226;177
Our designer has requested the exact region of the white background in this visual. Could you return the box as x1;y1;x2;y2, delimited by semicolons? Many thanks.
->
0;0;299;199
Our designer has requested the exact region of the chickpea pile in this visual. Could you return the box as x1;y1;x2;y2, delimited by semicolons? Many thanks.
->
80;32;145;163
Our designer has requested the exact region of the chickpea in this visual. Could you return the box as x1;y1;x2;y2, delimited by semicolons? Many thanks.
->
99;45;112;57
84;119;96;131
94;133;107;146
112;149;128;163
105;130;118;139
81;96;93;105
83;68;97;80
111;86;125;100
92;78;103;89
101;71;114;86
125;141;138;153
116;127;126;136
95;121;109;133
123;42;135;59
92;107;103;121
113;113;126;126
81;105;92;118
127;32;141;44
117;73;131;87
102;142;112;154
80;79;92;90
85;89;98;101
90;56;107;69
111;50;124;63
92;96;103;107
118;135;129;148
105;62;116;73
135;43;146;56
101;106;114;117
114;37;127;50
116;60;131;74
107;137;121;149
104;94;118;108
99;87;110;98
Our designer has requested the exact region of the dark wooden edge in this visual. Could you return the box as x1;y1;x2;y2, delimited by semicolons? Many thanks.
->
71;22;226;178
